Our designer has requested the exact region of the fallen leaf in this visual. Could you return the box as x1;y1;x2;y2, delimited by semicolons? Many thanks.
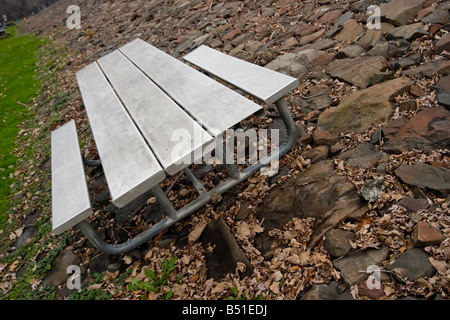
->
211;192;222;204
188;221;207;242
122;255;133;265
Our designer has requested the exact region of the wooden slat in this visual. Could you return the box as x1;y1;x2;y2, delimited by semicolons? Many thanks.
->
51;120;92;235
76;63;166;208
183;45;300;105
97;51;213;175
119;39;263;136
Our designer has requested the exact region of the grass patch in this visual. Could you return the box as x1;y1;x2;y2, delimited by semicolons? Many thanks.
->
0;25;46;228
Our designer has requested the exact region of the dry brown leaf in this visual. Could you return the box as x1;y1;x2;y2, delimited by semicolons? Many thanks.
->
188;221;207;242
122;255;133;265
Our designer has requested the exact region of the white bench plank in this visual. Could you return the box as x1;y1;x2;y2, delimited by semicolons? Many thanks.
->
76;63;166;207
183;45;299;105
51;120;92;235
119;39;262;136
97;51;214;175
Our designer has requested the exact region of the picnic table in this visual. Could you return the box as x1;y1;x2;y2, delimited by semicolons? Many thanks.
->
51;39;299;254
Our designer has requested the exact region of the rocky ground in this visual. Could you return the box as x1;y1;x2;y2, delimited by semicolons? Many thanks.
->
1;0;449;300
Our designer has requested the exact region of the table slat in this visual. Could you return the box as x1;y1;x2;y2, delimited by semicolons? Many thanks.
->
76;63;166;207
183;45;299;105
98;51;213;175
119;39;262;136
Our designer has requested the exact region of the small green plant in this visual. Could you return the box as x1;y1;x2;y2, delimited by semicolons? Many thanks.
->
225;287;264;300
69;288;113;300
127;255;181;299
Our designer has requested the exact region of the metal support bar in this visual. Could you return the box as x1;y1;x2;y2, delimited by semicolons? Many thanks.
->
82;155;102;167
151;184;177;220
183;168;207;195
222;143;241;180
75;97;296;255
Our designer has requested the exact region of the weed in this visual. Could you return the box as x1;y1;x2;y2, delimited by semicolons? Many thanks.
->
225;287;264;300
127;255;181;299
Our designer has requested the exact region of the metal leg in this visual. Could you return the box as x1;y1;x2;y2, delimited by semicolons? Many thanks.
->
183;167;207;195
82;155;102;167
222;143;241;179
75;98;296;255
151;184;177;220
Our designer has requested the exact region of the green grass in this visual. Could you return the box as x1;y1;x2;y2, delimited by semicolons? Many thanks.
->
0;25;46;228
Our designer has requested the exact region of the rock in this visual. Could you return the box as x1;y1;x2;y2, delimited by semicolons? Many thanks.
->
433;75;450;108
382;107;450;153
201;218;254;280
281;36;299;50
104;189;154;227
302;145;329;164
256;160;368;249
261;7;275;17
387;248;436;281
337;44;365;58
313;129;339;146
398;196;428;212
265;48;331;78
395;164;450;196
403;60;450;78
326;55;389;88
391;53;421;70
398;99;417;112
421;7;450;25
357;30;383;50
323;229;354;257
299;29;325;46
367;41;390;58
338;143;389;169
264;52;308;79
42;250;80;287
386;39;411;59
334;19;365;42
358;279;384;299
413;221;446;247
435;31;450;54
360;179;386;203
14;226;37;249
333;246;390;286
379;0;427;26
300;281;354;300
317;77;413;135
387;22;429;41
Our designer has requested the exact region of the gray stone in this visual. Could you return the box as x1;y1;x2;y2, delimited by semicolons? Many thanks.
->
334;19;365;42
398;196;428;212
357;30;384;49
338;143;389;169
435;32;450;54
326;55;389;88
300;281;354;300
42;250;80;287
317;77;413;135
391;53;421;70
261;7;275;17
256;160;368;249
333;246;390;286
387;248;436;281
202;218;254;280
337;45;365;58
387;22;429;40
382;107;450;154
379;0;427;26
323;229;354;257
403;60;450;78
360;179;386;203
395;164;450;196
433;75;450;108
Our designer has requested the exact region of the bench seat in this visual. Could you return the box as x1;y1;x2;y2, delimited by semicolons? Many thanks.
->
183;45;299;105
51;120;92;235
